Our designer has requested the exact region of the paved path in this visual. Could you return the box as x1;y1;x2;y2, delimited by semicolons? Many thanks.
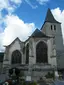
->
51;80;64;85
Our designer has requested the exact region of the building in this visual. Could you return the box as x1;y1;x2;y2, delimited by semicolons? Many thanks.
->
2;8;64;80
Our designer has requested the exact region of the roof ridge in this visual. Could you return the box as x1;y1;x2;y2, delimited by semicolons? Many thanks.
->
4;37;23;47
30;28;50;38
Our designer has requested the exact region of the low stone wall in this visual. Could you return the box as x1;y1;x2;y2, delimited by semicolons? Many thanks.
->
2;64;55;81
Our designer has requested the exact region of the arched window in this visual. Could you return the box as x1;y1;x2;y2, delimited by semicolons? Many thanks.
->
54;25;56;30
51;25;52;30
26;43;29;64
36;41;48;63
11;50;21;64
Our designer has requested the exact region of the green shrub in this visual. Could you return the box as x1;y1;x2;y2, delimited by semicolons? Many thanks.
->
45;72;54;78
31;81;37;85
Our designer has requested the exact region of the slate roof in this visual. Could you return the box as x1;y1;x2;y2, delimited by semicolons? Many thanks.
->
0;52;4;62
45;8;61;24
30;29;50;38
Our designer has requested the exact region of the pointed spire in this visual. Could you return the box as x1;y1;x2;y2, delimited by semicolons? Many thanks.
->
45;8;60;23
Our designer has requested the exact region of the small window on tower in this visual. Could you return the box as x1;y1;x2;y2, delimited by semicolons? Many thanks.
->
51;25;52;30
54;25;56;30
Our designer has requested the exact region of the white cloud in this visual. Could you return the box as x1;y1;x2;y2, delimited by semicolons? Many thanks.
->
0;0;36;51
0;0;23;51
24;0;49;8
36;0;50;5
51;8;64;41
0;33;5;52
0;0;22;32
0;0;22;14
3;15;36;45
25;0;38;9
10;0;22;4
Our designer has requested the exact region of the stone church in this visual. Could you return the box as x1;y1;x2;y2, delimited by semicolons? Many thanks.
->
2;8;64;79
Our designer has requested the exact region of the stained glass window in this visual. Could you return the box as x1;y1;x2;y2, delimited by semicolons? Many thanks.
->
26;43;29;64
11;50;21;64
36;41;48;63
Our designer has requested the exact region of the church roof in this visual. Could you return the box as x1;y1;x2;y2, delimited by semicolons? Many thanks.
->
0;52;4;62
25;29;51;43
30;29;50;38
4;37;23;47
45;8;60;24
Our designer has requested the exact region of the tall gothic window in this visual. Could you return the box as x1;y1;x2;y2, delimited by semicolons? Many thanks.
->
51;25;52;30
36;41;48;63
54;25;56;30
11;50;21;64
26;43;29;64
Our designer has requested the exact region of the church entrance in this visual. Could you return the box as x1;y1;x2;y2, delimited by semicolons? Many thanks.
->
36;41;48;63
11;50;21;64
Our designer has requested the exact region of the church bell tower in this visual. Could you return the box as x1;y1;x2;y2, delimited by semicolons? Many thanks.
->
41;8;64;69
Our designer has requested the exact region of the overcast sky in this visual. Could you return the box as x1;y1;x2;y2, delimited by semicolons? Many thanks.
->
0;0;64;52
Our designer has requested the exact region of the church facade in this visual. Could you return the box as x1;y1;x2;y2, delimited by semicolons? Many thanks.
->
3;9;64;79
